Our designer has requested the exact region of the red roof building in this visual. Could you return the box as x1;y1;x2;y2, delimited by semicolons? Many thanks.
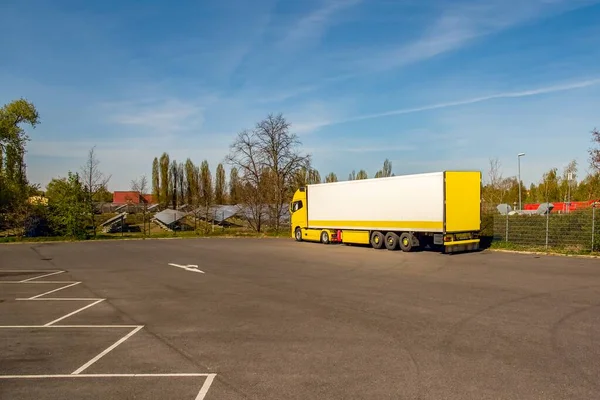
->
113;191;155;205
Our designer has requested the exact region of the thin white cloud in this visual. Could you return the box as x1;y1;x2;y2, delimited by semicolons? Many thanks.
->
104;98;206;132
278;0;362;50
304;77;600;130
309;145;416;154
355;0;600;73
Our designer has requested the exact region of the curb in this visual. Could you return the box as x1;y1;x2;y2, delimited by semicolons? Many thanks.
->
489;248;600;259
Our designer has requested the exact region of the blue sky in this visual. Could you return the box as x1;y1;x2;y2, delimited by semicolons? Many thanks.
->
1;0;600;191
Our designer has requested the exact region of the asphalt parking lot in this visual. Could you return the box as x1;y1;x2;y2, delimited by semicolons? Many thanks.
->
1;238;599;399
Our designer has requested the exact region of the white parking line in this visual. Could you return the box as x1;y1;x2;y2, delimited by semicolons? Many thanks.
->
0;270;63;272
195;373;217;400
20;271;65;282
0;373;218;400
0;281;76;284
45;299;105;326
0;268;217;399
0;373;213;378
17;298;104;301
0;325;142;329
71;325;144;375
28;282;81;299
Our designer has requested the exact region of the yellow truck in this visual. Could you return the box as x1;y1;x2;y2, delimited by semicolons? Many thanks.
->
289;171;481;253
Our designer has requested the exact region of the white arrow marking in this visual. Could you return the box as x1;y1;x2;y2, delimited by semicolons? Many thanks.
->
168;263;205;274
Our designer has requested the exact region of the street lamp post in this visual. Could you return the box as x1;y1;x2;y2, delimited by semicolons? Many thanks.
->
518;153;525;210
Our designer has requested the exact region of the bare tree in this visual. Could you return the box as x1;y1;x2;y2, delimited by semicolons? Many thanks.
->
254;114;310;232
227;114;310;232
131;175;149;236
348;170;356;180
81;146;111;237
590;128;600;171
225;129;269;232
482;157;506;208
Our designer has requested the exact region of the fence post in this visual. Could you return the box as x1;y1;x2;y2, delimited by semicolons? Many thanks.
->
505;210;509;242
592;205;596;253
545;209;550;250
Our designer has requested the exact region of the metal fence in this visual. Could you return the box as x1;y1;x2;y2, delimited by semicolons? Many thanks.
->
491;207;599;253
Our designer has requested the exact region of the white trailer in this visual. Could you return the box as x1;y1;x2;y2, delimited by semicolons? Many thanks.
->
289;171;481;253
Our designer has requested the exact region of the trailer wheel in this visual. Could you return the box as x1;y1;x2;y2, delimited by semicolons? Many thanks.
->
384;232;399;250
371;231;384;249
399;232;413;252
320;231;330;244
295;227;303;242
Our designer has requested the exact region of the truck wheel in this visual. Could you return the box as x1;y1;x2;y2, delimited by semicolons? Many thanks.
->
385;232;399;250
295;227;303;242
320;231;330;244
371;231;384;249
399;232;413;252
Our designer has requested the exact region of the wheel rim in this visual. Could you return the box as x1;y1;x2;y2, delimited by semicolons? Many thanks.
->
403;238;409;246
374;236;379;244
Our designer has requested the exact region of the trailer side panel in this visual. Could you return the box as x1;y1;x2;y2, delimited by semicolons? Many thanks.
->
307;172;444;232
444;171;481;233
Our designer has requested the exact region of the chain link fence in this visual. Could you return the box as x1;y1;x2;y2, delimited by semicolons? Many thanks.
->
490;207;599;253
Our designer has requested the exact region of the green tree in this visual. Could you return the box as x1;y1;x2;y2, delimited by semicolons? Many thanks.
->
229;167;242;204
94;185;113;203
152;157;160;205
0;98;40;214
159;152;170;208
184;158;197;206
46;172;87;239
200;160;212;207
374;159;393;178
325;172;338;183
356;170;368;180
169;160;179;208
214;163;226;204
538;168;560;202
559;160;578;203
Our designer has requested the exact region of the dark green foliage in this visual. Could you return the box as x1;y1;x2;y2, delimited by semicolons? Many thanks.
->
45;172;88;239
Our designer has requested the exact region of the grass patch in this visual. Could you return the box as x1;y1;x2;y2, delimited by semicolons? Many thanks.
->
489;240;599;257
